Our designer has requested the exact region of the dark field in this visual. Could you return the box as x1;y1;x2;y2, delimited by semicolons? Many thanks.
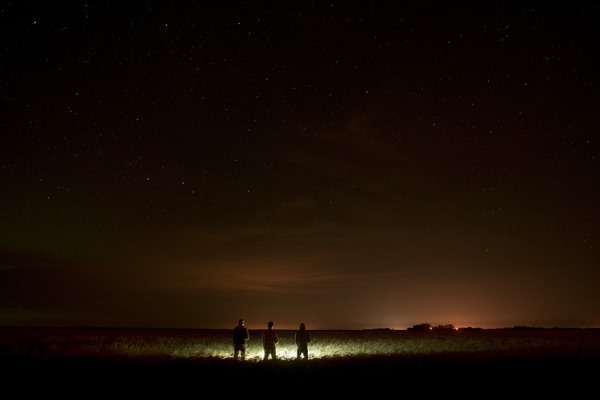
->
1;327;598;395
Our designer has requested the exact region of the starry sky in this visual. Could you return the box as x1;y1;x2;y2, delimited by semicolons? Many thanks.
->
1;2;599;330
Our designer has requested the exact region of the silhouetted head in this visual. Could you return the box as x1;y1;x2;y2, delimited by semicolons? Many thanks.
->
267;321;274;328
238;319;244;326
299;323;305;330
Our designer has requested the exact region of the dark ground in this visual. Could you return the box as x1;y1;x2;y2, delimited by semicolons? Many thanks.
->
2;352;597;396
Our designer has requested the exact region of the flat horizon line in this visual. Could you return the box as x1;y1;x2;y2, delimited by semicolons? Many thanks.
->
1;325;598;331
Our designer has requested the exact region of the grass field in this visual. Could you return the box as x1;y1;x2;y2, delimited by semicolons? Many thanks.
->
2;327;598;395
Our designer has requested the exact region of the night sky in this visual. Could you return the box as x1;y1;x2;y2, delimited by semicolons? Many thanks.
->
1;2;599;330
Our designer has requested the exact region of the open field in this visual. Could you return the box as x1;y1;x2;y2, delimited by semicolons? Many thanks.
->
2;327;599;395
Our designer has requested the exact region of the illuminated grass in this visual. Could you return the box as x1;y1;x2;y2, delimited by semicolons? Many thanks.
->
3;328;598;396
2;328;599;363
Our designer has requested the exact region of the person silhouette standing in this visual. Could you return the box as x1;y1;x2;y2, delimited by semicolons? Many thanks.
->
233;318;249;360
295;322;311;359
261;321;279;360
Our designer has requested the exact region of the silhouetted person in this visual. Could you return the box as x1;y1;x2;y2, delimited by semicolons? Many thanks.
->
295;322;311;359
261;320;279;360
233;318;249;360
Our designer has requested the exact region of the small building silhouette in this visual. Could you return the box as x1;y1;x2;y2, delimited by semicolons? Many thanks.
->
409;323;433;331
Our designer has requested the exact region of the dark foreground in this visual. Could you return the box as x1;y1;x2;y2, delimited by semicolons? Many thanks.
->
2;327;599;395
3;352;598;396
